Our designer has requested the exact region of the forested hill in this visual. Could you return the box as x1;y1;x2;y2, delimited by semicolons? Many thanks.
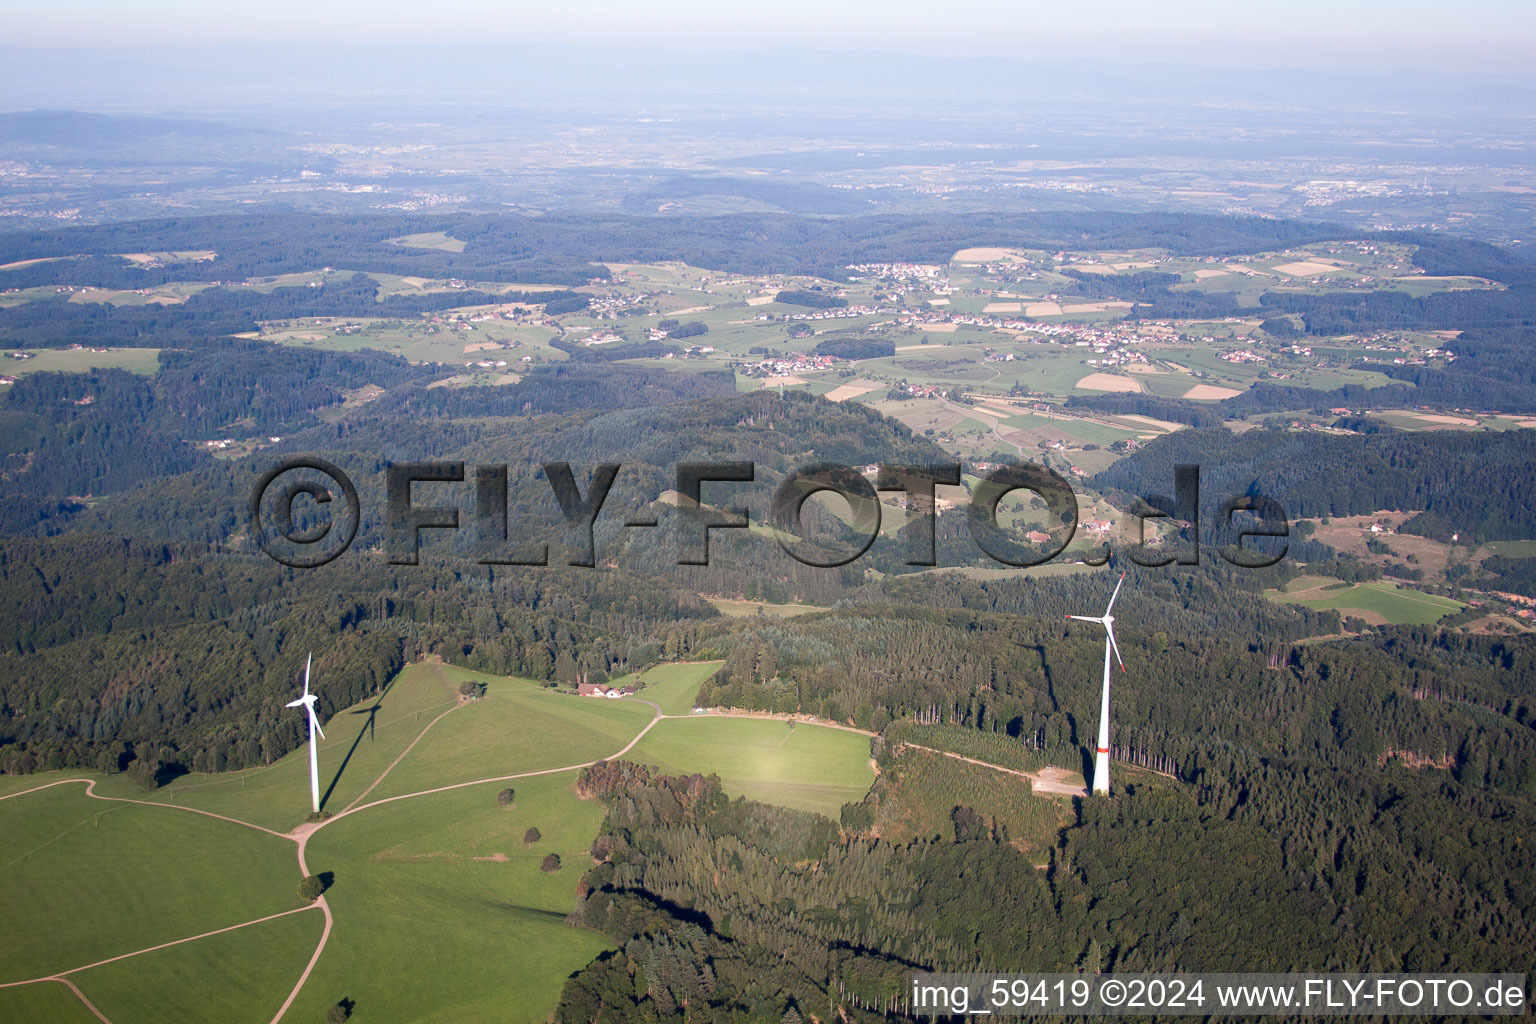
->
1090;426;1536;542
0;209;1351;285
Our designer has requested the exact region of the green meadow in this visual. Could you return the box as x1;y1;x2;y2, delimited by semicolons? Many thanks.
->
365;670;654;801
1267;578;1465;625
70;907;324;1024
288;773;613;1024
2;348;160;376
630;660;725;715
0;784;301;983
0;982;105;1022
629;716;876;817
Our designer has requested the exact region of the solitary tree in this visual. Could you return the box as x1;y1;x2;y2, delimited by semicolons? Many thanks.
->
497;788;515;807
126;756;161;791
298;875;326;902
326;1000;353;1023
524;827;541;845
540;853;561;873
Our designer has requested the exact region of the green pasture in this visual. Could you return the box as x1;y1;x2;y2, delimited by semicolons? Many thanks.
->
72;905;324;1024
1;348;160;376
628;717;875;817
0;982;104;1022
365;669;654;801
290;773;612;1024
631;661;725;715
135;660;467;831
1267;579;1464;625
0;783;301;983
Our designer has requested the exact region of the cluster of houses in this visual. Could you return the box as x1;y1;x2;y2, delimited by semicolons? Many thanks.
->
740;354;839;379
845;262;942;280
1221;349;1266;364
584;291;656;319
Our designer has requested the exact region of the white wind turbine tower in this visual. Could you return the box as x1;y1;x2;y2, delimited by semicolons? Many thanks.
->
1068;573;1126;796
286;653;326;814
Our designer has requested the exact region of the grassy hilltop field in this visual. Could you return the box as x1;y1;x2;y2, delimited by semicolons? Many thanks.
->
0;660;1075;1022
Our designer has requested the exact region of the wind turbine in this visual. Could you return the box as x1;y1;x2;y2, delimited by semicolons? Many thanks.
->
286;653;325;814
1068;573;1126;796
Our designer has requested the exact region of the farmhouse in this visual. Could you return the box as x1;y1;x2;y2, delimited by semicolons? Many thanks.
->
577;682;637;698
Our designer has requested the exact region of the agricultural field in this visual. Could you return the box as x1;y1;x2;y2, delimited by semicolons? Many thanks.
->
628;660;725;715
286;773;614;1024
388;231;468;253
362;670;656;801
628;716;876;817
1266;577;1465;625
0;347;160;376
0;784;303;983
69;909;324;1024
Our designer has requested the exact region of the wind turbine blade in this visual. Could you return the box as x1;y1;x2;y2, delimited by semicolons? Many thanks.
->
1104;572;1126;615
286;697;306;708
303;653;312;697
309;708;325;741
1067;615;1104;623
1106;624;1125;670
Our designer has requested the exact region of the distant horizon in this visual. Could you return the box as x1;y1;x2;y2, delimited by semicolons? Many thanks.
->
3;0;1536;76
3;39;1536;78
4;41;1536;118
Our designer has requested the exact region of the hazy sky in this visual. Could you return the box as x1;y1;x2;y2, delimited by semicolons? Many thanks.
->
7;0;1536;72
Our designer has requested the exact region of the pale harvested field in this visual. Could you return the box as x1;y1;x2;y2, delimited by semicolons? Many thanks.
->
918;323;958;332
1125;364;1166;374
1194;268;1230;279
761;376;806;387
983;302;1022;313
1272;261;1336;276
1025;302;1063;317
1115;414;1183;432
669;306;712;315
975;403;1023;418
927;298;950;306
1110;261;1156;270
1184;383;1242;400
746;295;775;305
1059;301;1134;314
1413;413;1480;426
824;383;879;402
463;341;503;353
896;343;936;350
1076;373;1142;393
0;256;65;271
953;247;1018;262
